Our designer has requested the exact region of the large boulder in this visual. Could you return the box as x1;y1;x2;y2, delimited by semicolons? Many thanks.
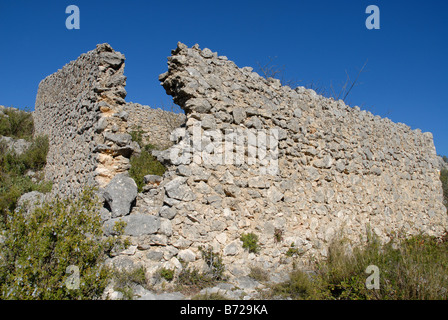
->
103;214;160;236
103;174;138;218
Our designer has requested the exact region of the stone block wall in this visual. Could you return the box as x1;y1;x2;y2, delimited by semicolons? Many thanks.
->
34;43;136;196
32;42;448;282
147;42;448;278
123;103;185;149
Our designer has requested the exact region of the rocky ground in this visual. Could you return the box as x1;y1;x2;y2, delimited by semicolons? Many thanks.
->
103;275;288;300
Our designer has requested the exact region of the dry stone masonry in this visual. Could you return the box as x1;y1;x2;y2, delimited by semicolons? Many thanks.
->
123;102;185;149
34;44;140;196
32;42;448;285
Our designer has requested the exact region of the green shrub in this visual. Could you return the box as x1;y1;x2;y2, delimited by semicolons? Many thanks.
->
112;266;148;300
177;264;208;288
0;135;51;227
270;269;320;300
129;150;166;192
158;268;175;282
285;243;300;257
176;247;226;293
240;232;260;253
0;108;34;140
199;246;226;281
0;188;123;299
129;126;158;151
128;126;166;192
20;135;49;171
269;231;448;300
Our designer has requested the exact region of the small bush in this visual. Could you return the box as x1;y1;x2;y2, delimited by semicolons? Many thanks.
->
176;247;226;293
112;266;148;300
129;150;166;192
177;264;208;288
0;108;34;140
0;188;123;299
20;135;49;171
240;233;260;253
0;135;51;227
199;246;226;281
158;268;175;282
285;243;300;257
249;266;269;282
129;126;166;192
270;269;320;300
269;231;448;300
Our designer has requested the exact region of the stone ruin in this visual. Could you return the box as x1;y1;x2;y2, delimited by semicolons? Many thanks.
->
33;42;448;283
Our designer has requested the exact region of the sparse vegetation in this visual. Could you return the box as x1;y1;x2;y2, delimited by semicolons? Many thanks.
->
111;266;148;300
191;292;230;300
0;107;34;140
129;150;166;192
249;266;269;282
0;133;52;228
285;243;300;257
240;232;260;254
176;247;226;294
158;268;175;282
274;228;283;243
199;246;226;282
267;231;448;300
176;263;208;289
129;126;166;192
256;57;368;106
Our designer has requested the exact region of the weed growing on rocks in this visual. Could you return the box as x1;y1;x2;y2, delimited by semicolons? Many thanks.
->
240;233;260;253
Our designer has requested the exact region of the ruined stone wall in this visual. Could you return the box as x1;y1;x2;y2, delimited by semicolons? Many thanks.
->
32;42;448;284
34;44;137;196
123;103;185;149
140;42;448;279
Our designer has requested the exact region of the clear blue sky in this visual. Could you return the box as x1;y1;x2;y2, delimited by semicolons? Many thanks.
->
1;0;447;156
